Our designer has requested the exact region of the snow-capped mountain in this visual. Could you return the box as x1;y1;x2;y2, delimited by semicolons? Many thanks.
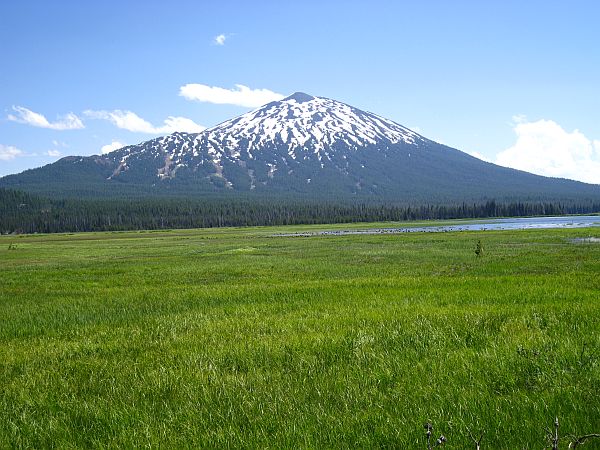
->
2;92;599;202
102;92;429;188
203;92;424;158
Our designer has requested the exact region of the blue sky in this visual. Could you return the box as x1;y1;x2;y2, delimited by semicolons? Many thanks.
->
1;0;599;182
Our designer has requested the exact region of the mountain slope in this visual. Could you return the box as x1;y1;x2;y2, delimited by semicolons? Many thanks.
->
1;92;599;203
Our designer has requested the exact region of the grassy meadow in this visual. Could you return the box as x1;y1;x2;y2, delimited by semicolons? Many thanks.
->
1;222;599;448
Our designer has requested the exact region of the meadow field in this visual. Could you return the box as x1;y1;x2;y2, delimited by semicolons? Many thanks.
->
1;222;599;448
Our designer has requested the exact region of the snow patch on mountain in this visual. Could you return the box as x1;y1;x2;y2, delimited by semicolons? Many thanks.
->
100;92;429;187
203;92;424;160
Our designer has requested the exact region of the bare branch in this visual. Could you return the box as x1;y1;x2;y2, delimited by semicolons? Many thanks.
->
424;422;433;450
568;434;600;448
553;417;560;450
467;426;485;450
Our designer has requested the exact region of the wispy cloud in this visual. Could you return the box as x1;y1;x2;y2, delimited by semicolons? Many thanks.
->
100;140;126;154
179;83;284;108
495;117;600;184
84;110;205;134
511;114;528;124
8;106;84;130
46;149;61;157
0;144;23;160
52;140;68;148
214;34;226;45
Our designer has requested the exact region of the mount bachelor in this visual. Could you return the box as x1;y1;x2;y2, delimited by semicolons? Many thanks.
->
2;92;599;202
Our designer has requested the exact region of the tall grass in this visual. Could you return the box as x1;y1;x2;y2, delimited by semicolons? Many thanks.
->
1;224;599;447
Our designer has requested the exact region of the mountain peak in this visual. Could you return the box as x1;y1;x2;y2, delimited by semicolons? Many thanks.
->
283;92;315;103
203;90;424;160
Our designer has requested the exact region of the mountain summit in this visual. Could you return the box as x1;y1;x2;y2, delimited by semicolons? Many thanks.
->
284;92;315;102
201;91;424;162
1;93;599;202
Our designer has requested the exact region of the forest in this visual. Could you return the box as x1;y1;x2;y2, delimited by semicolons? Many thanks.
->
1;188;598;234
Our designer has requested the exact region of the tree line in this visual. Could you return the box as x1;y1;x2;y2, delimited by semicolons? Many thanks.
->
1;188;599;234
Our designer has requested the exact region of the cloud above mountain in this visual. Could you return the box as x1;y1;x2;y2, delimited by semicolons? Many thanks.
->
496;117;600;184
179;84;284;108
100;141;126;154
8;106;84;130
84;110;205;134
0;144;23;160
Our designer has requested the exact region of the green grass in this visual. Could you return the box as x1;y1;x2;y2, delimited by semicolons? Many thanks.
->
1;223;599;448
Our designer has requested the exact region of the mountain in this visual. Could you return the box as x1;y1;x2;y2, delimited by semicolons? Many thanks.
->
2;92;599;203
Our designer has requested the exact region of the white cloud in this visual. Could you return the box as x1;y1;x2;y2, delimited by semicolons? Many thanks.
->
511;114;528;124
467;151;492;163
84;110;154;133
0;144;23;160
52;140;68;148
179;83;284;108
161;116;206;134
84;110;205;134
46;149;61;157
495;118;600;184
214;34;226;45
100;141;126;154
8;106;84;130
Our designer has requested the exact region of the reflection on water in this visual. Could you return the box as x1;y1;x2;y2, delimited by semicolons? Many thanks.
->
276;215;600;237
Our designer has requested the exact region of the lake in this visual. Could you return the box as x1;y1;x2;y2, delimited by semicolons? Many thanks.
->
275;215;600;237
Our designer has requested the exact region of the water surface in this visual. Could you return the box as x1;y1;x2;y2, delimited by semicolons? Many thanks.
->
275;215;600;237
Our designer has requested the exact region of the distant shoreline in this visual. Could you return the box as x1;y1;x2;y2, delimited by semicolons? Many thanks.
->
274;215;600;237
